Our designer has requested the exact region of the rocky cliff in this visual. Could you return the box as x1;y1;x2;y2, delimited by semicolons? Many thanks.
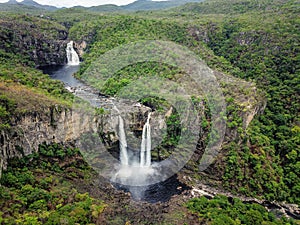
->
0;100;154;175
1;86;265;177
1;107;89;171
0;15;69;66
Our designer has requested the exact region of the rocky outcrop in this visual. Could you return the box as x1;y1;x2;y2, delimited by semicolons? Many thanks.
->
0;107;94;171
30;38;68;66
188;26;210;43
74;40;87;58
0;15;69;66
0;101;153;174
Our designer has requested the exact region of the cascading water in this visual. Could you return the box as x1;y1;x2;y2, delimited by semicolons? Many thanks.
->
114;111;154;199
118;115;129;166
117;111;152;168
140;113;151;167
66;41;80;65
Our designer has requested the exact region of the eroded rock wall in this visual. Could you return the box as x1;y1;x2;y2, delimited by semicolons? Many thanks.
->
0;103;153;174
0;16;69;66
0;107;94;170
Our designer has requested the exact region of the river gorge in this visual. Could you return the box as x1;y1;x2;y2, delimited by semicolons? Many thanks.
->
34;41;298;219
0;2;299;223
0;40;298;220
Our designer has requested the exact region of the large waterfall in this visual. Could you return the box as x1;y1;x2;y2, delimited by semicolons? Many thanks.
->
140;113;151;167
118;115;129;166
117;112;152;167
66;41;80;65
114;111;154;191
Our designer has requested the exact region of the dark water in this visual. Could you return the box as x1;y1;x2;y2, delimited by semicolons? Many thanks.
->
40;65;82;87
114;175;190;203
41;65;188;204
40;65;115;109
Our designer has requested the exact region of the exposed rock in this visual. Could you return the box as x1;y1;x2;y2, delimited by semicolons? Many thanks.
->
244;97;267;128
0;100;155;175
0;107;94;170
0;15;69;67
188;26;210;43
74;40;87;58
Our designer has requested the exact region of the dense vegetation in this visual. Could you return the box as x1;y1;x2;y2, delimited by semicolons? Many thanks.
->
0;144;106;225
175;0;299;14
187;196;297;225
0;0;299;224
63;0;300;205
183;0;300;203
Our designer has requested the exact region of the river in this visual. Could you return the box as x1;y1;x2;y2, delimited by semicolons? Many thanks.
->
41;65;115;109
40;64;300;217
40;64;189;204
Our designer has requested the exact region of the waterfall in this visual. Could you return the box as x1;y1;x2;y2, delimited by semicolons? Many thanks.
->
140;113;151;167
118;115;129;166
66;41;80;65
117;110;152;168
114;111;154;188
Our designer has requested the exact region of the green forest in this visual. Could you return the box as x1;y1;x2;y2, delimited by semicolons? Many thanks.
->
0;0;299;224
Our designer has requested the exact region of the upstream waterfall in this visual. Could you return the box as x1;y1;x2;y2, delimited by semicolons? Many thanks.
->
66;41;80;65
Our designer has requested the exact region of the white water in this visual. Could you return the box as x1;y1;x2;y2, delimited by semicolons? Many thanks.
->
66;41;80;65
118;115;129;166
114;111;154;187
117;112;152;167
140;113;152;167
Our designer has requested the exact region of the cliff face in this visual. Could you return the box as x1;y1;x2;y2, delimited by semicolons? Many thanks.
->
0;107;93;171
0;102;153;174
0;68;266;179
0;15;69;66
